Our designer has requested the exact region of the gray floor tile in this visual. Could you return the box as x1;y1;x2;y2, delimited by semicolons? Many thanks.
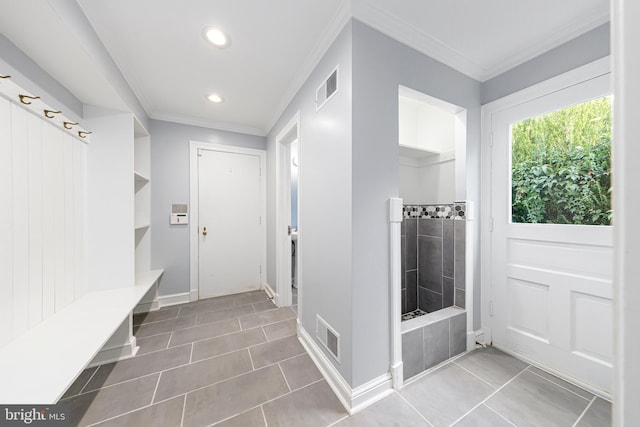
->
136;333;171;356
253;299;278;313
486;370;590;427
262;380;346;427
214;407;266;427
455;346;528;387
84;345;191;391
196;304;254;326
61;366;98;399
154;349;253;402
192;328;267;362
400;363;495;427
134;315;196;338
178;295;236;318
240;307;296;329
250;336;305;369
133;307;179;326
527;366;594;400
62;374;159;427
262;318;297;341
169;318;240;347
576;397;612;427
453;404;513;427
333;393;430;427
93;395;184;427
233;291;269;306
182;365;289;427
279;354;323;391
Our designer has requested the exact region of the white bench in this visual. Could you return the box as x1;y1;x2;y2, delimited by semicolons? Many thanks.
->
0;269;164;404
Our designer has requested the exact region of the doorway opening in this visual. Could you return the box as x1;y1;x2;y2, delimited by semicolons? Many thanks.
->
396;85;472;383
273;112;300;309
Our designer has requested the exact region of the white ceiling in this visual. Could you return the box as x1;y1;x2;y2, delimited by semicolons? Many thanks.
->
0;0;609;136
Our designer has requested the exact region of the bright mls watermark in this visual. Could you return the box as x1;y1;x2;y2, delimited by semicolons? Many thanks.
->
1;405;69;426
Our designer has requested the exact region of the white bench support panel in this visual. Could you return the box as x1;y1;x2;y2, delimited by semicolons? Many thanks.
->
0;269;163;404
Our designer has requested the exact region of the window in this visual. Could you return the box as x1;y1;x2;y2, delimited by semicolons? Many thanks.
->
511;96;612;225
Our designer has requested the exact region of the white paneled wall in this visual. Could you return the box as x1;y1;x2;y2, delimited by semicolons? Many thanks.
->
0;96;87;348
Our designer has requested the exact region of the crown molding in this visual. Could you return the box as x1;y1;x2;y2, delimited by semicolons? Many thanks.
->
265;0;352;135
351;1;489;81
152;112;266;137
481;5;610;81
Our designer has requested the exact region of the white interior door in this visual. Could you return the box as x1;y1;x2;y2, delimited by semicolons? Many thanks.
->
198;148;262;298
489;73;613;394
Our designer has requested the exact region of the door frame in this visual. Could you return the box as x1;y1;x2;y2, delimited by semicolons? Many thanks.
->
189;141;267;302
480;56;611;344
272;112;300;308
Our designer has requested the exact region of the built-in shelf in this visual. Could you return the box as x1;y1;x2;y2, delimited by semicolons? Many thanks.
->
399;144;440;159
134;223;151;231
134;171;150;185
135;269;164;290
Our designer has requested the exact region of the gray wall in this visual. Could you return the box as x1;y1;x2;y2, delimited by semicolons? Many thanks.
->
150;119;266;296
266;23;354;383
482;23;610;104
350;19;482;386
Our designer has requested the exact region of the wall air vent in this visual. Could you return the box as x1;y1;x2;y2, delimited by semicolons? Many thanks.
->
315;66;339;111
316;315;341;362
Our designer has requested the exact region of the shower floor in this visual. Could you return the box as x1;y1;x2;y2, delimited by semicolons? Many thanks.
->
401;308;428;321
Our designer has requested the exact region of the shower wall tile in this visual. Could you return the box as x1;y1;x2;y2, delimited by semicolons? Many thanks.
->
418;236;442;293
455;289;465;309
450;312;467;357
443;277;454;308
406;271;418;313
419;287;443;313
418;218;443;237
406;219;417;271
443;220;454;278
423;319;450;369
454;220;466;290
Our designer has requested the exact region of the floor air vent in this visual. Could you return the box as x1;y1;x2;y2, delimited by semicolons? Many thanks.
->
316;315;340;362
316;67;338;111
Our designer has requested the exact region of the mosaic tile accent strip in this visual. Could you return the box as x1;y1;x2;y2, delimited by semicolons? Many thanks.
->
401;309;428;322
403;202;466;220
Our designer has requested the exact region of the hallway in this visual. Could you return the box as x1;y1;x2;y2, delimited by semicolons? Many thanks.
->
60;290;610;426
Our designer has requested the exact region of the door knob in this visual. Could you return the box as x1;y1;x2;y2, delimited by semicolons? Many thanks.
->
202;227;207;236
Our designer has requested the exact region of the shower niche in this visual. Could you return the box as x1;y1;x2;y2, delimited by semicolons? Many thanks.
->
398;86;468;379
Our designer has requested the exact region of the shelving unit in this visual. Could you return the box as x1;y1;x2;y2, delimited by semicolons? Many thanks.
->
134;119;154;280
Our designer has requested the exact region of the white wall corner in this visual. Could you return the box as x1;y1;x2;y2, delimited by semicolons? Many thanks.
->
297;324;393;415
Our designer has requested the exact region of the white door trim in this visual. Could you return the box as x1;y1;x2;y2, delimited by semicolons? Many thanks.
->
480;56;611;342
189;141;267;302
274;112;300;307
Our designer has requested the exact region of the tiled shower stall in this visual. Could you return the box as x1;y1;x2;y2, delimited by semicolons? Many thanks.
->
401;203;468;380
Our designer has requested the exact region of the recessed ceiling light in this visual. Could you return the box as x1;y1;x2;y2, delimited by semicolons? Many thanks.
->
203;27;231;48
207;93;224;103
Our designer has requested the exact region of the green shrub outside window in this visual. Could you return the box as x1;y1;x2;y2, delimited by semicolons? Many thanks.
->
511;96;612;225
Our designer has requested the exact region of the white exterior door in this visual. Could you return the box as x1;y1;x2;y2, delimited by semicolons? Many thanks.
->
489;72;613;394
198;148;262;298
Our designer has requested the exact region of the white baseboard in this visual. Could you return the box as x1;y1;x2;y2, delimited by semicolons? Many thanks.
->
88;336;139;368
264;282;276;300
133;299;160;314
156;292;191;309
297;324;393;415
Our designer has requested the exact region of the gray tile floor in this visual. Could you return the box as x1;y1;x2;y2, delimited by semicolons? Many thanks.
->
61;290;612;427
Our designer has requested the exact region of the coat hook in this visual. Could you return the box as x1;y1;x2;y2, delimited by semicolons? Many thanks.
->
78;131;92;138
0;75;10;79
64;121;78;129
19;94;40;105
44;109;61;119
